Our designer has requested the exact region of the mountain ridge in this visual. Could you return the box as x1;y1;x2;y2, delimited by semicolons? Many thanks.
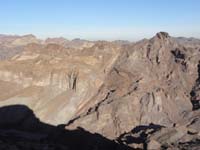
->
0;32;199;149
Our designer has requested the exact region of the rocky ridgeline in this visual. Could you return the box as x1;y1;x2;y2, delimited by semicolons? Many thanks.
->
65;32;200;149
0;32;199;149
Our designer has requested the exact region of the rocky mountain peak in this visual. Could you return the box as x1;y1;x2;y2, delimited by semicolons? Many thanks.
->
156;32;170;40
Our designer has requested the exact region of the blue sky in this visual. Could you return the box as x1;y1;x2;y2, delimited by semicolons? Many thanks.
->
0;0;200;40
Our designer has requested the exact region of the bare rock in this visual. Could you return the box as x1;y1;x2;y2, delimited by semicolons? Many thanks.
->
148;140;161;150
66;32;199;138
156;32;170;40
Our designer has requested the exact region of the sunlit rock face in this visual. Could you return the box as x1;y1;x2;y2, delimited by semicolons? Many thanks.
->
66;32;200;139
0;36;121;125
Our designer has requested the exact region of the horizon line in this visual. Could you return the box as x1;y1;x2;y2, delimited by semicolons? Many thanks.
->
0;31;200;42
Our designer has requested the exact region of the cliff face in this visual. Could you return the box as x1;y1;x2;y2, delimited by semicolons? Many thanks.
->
0;39;121;125
66;32;200;139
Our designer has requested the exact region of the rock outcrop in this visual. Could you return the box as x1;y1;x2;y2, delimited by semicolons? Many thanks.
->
66;32;200;141
116;109;200;149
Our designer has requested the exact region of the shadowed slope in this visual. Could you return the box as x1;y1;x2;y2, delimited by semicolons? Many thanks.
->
0;105;132;150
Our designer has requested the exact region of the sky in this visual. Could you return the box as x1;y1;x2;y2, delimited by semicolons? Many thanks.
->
0;0;200;41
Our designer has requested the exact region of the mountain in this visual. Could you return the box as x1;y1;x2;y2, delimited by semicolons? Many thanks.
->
0;34;40;46
175;37;200;47
0;34;41;60
65;32;200;149
0;32;199;149
45;37;95;49
0;38;121;126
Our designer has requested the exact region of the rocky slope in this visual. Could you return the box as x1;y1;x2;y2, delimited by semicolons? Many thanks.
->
64;32;200;149
0;105;131;150
0;32;199;149
117;110;200;149
0;37;121;125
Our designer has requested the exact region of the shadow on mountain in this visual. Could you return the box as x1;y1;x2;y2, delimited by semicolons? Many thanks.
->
117;124;163;150
0;105;132;150
190;61;200;110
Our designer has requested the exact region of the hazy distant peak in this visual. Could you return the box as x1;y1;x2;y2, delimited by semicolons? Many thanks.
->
45;37;69;45
22;34;36;38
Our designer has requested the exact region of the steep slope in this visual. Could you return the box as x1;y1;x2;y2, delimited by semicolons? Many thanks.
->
0;105;131;150
0;41;121;125
66;32;200;140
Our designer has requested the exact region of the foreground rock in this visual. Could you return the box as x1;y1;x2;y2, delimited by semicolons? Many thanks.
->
116;110;200;149
0;105;131;150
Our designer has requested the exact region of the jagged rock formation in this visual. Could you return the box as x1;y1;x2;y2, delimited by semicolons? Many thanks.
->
0;32;199;149
117;110;200;149
65;32;200;142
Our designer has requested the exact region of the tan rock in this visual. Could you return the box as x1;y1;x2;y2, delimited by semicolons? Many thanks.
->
148;140;161;150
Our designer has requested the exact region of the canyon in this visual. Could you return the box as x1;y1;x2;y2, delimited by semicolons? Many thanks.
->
0;32;199;150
